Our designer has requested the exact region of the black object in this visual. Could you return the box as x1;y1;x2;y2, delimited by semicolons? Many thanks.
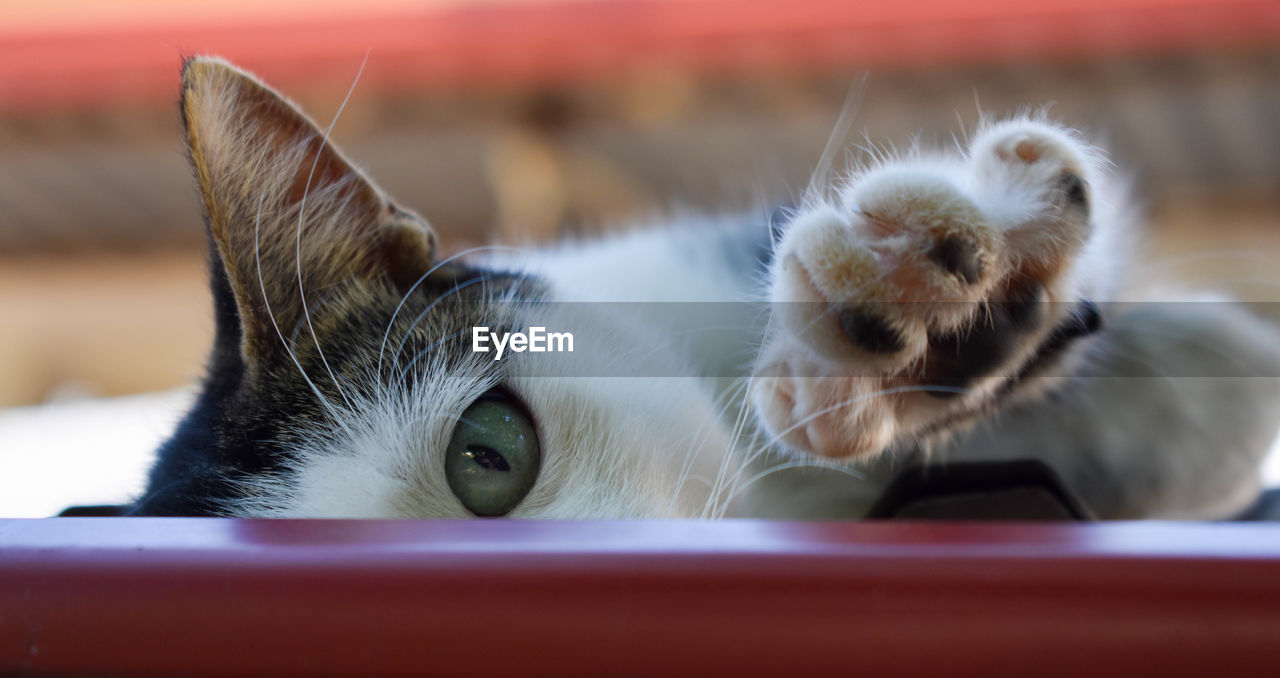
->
865;459;1094;521
57;504;128;517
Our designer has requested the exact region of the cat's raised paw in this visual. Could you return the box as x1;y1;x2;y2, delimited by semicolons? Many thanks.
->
754;119;1104;461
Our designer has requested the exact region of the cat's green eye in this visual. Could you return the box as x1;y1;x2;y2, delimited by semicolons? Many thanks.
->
444;392;541;517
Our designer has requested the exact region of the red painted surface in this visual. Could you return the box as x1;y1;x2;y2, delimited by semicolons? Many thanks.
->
2;519;1280;676
2;0;1279;112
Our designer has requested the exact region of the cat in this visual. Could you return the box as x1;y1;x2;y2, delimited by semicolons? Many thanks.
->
130;56;1280;520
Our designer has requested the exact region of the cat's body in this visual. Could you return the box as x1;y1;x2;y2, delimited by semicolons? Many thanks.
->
132;57;1280;520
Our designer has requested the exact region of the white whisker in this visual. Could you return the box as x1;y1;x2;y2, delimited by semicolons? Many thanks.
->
803;75;866;208
716;459;865;519
254;193;355;437
388;275;493;376
759;383;971;452
294;50;371;410
375;244;531;384
397;329;474;386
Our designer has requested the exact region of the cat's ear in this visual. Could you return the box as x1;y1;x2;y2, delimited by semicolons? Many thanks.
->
180;56;435;367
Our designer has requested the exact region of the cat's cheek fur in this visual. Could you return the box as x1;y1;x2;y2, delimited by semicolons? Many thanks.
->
284;456;419;518
497;298;741;518
503;374;736;519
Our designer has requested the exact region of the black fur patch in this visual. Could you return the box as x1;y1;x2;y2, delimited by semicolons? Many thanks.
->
999;299;1104;397
1003;282;1045;328
921;289;1050;399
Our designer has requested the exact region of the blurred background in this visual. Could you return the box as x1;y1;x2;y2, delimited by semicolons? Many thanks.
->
2;0;1279;515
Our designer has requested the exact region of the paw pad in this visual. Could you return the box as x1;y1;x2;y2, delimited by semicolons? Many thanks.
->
928;236;984;285
839;309;907;355
1060;171;1089;209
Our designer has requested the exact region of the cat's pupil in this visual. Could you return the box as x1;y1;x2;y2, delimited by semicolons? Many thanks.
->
464;446;511;472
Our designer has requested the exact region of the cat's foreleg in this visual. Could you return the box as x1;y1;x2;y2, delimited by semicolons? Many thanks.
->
937;299;1280;519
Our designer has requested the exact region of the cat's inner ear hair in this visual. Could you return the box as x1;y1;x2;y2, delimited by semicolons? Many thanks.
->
179;56;436;368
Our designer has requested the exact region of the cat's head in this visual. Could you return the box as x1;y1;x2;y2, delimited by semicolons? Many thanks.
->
133;57;732;518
